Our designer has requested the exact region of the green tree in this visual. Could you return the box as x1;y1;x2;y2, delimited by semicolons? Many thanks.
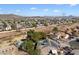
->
27;30;46;50
32;22;37;27
52;27;59;34
1;20;7;28
10;20;17;30
21;40;40;55
43;21;48;26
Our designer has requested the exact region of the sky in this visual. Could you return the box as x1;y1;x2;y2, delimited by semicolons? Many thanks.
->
0;4;79;16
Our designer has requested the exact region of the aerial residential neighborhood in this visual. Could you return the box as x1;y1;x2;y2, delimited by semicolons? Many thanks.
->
0;4;79;55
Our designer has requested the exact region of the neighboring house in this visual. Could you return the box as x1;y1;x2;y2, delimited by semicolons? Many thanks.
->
38;39;60;55
5;25;12;31
64;34;70;39
69;37;79;49
37;24;43;27
15;40;23;48
0;22;4;31
16;23;22;29
56;32;70;41
0;26;4;31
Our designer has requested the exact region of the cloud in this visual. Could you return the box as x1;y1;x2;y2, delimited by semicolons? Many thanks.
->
53;10;60;12
43;9;49;11
30;7;37;10
70;4;77;7
12;9;21;15
15;9;21;12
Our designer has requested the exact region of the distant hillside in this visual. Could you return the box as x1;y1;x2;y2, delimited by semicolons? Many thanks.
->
0;14;26;21
0;14;78;22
